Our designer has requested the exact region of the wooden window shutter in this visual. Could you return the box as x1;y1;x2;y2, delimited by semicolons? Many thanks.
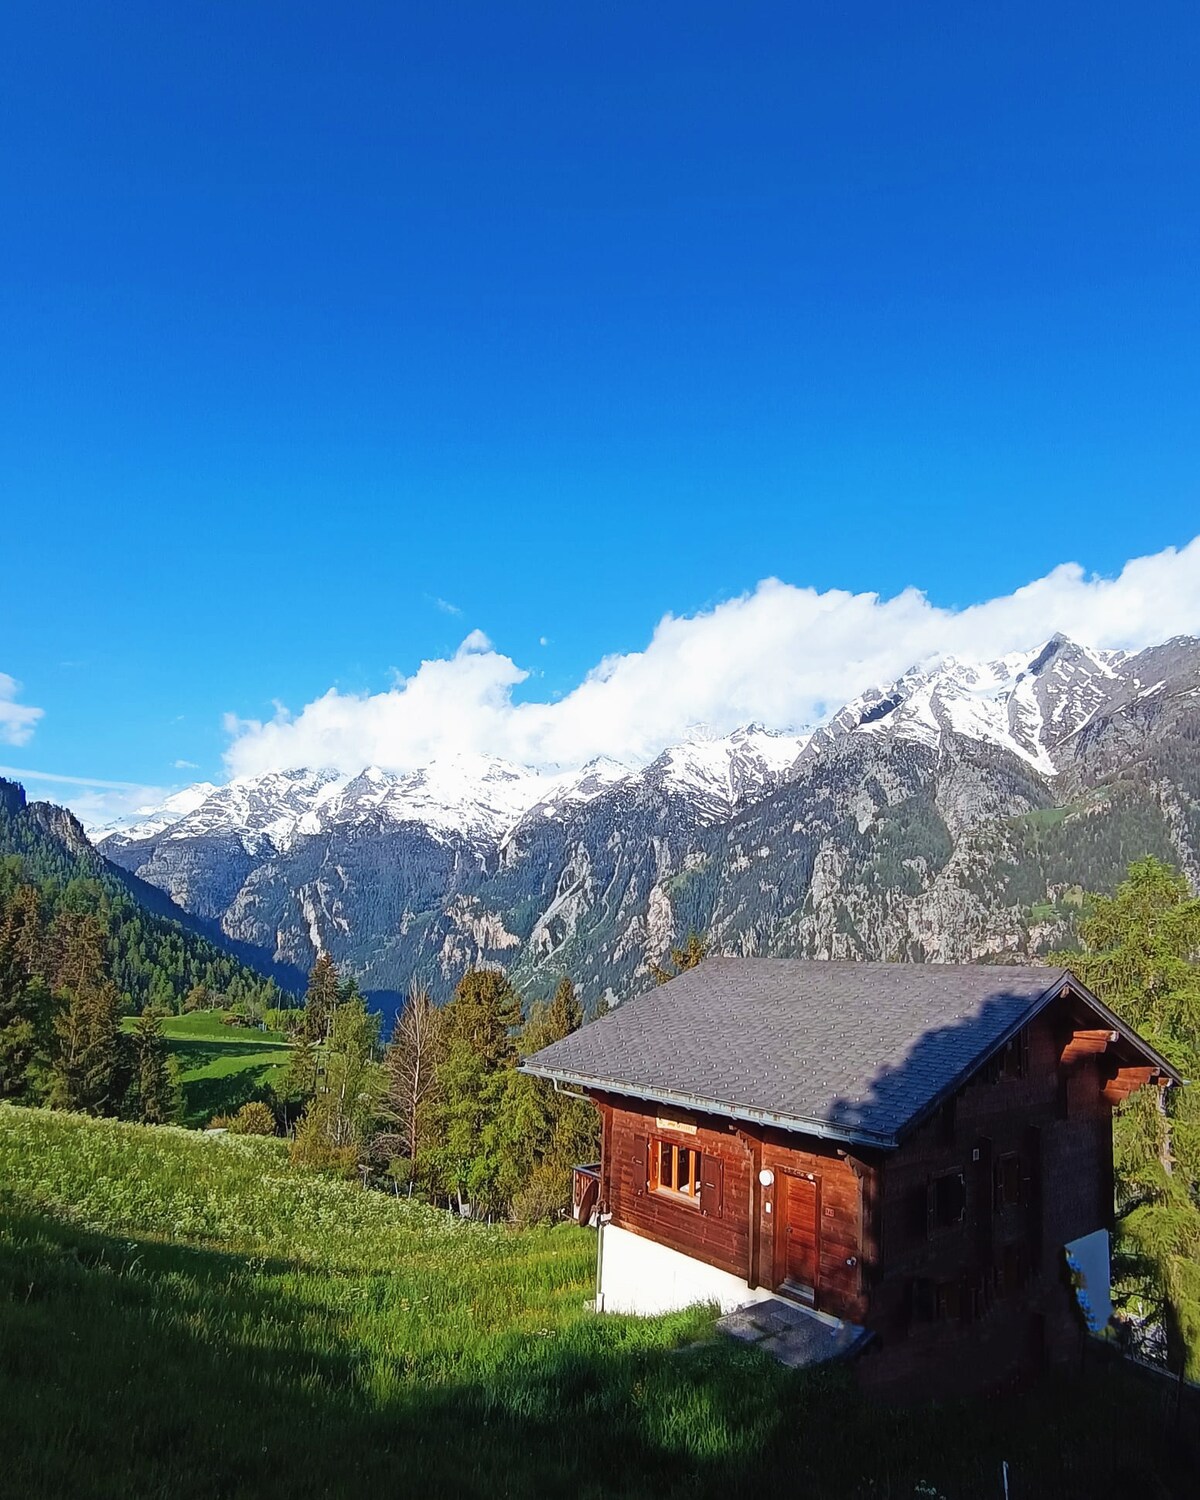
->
1022;1125;1043;1260
973;1137;994;1266
908;1180;931;1241
632;1138;648;1196
699;1153;723;1217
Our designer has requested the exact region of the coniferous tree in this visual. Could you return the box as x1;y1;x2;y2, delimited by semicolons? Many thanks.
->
48;914;128;1116
442;969;520;1065
509;976;598;1225
429;969;522;1215
301;953;340;1043
1053;857;1200;1377
650;930;709;985
291;995;384;1172
3;882;43;975
280;1030;319;1109
545;973;583;1038
0;930;50;1101
0;883;52;1100
182;982;211;1013
129;1010;181;1124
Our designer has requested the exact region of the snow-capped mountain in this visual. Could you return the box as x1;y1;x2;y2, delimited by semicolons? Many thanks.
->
95;725;810;854
643;724;808;822
89;782;220;844
298;756;551;845
513;757;637;829
93;633;1200;1003
147;768;347;856
805;635;1127;774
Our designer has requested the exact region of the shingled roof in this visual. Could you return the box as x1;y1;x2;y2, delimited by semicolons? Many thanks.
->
521;957;1178;1149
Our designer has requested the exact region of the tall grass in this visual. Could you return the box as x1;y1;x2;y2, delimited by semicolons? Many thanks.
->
0;1105;1194;1498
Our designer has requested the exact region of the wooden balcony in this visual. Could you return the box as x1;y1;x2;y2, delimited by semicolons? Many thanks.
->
572;1163;601;1226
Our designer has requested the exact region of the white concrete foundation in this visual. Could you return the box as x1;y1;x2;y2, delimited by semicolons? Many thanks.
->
596;1222;773;1316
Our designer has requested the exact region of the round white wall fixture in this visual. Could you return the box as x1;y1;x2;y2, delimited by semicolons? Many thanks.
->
758;1168;775;1187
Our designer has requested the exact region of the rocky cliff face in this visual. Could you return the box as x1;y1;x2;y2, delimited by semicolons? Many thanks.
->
96;636;1200;1005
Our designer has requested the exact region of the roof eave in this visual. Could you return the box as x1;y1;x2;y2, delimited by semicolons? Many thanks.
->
1057;972;1185;1085
891;967;1185;1145
518;1063;899;1150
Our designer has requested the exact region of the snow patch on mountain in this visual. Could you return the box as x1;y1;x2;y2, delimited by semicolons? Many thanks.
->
88;782;220;842
308;755;552;844
818;635;1128;775
644;724;809;822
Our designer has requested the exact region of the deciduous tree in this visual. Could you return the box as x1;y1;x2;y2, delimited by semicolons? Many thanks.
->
379;980;443;1165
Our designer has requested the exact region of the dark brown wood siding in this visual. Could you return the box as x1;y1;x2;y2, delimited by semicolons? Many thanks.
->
589;984;1138;1400
862;991;1119;1398
596;1093;869;1321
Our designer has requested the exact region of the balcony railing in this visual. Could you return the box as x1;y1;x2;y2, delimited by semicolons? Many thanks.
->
572;1163;601;1226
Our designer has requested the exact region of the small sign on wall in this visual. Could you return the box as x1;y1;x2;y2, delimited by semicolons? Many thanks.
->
655;1108;697;1135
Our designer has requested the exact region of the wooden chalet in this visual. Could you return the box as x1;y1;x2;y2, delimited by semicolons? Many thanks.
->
523;958;1182;1397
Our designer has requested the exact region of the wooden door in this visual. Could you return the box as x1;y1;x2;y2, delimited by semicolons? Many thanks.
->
782;1173;820;1292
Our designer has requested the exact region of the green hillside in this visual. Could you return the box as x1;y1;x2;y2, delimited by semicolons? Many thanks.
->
118;1011;293;1125
0;1106;1193;1499
0;778;299;1012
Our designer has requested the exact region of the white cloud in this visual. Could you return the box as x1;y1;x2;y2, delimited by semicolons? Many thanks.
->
173;758;200;770
0;765;172;830
224;536;1200;779
0;674;43;746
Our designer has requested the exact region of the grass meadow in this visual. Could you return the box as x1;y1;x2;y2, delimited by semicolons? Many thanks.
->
121;1011;292;1125
0;1105;1195;1499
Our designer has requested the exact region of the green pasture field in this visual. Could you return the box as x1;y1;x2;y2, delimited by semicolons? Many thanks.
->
121;1010;293;1125
0;1106;1193;1499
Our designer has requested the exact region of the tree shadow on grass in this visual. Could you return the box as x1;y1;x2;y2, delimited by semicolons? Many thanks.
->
181;1063;284;1126
0;1209;1195;1500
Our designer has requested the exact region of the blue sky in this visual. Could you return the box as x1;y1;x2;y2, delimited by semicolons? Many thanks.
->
2;3;1199;817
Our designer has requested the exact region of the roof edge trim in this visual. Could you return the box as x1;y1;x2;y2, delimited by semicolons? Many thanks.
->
518;1064;899;1149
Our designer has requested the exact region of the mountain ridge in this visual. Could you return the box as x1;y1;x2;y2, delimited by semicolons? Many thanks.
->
93;634;1200;1006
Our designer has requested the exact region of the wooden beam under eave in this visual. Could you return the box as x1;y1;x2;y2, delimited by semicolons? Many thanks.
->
1059;1028;1120;1066
1100;1065;1158;1107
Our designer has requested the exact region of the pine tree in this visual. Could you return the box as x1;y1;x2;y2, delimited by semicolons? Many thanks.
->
281;1030;319;1102
1052;857;1200;1376
301;953;340;1043
3;882;43;974
129;1010;181;1124
650;930;709;985
546;974;583;1037
183;978;211;1014
428;969;523;1215
441;969;520;1066
291;995;384;1172
0;885;51;1100
509;975;598;1225
49;974;127;1116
